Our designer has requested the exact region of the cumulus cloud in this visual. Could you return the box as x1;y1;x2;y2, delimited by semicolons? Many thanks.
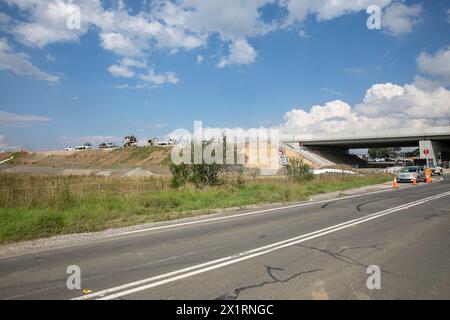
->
0;110;51;127
417;46;450;84
3;0;411;78
0;37;60;83
100;32;144;57
282;0;392;24
108;64;135;78
6;0;87;47
382;3;422;36
280;82;450;135
139;69;179;85
108;57;178;86
218;39;257;68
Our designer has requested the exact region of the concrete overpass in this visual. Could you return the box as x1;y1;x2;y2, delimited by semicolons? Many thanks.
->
281;126;450;166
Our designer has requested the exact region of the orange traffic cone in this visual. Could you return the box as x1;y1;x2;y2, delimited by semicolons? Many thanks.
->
393;177;398;189
412;177;417;185
425;175;432;183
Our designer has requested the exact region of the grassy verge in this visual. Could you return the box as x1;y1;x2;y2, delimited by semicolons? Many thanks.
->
0;173;391;244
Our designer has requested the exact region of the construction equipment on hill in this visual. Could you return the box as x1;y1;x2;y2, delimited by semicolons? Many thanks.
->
123;136;138;148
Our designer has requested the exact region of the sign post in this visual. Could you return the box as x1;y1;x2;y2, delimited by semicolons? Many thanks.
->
278;147;289;200
424;149;429;168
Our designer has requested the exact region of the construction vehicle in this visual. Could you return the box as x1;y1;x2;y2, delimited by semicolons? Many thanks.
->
123;136;138;148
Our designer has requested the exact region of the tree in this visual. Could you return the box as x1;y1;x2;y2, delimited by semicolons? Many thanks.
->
368;148;390;159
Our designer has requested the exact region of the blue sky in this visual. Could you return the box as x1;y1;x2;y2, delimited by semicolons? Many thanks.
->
0;0;449;150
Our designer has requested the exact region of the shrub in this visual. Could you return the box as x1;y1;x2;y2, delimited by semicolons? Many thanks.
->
285;158;314;183
169;163;190;188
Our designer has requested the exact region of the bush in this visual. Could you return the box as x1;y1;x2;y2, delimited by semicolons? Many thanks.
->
189;163;224;188
169;163;190;188
285;158;314;183
169;162;225;188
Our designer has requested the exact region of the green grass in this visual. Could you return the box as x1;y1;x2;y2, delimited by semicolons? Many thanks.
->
0;173;391;244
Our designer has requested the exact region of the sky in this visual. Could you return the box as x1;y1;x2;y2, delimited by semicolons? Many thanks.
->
0;0;449;151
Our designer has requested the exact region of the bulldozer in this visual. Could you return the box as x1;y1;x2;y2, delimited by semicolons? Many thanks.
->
123;135;138;148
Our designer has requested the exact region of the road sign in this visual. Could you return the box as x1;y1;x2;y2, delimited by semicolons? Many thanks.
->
278;147;286;156
279;155;289;165
423;149;430;155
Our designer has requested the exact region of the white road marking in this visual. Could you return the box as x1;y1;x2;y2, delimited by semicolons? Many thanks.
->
108;179;443;238
0;156;14;164
73;189;450;300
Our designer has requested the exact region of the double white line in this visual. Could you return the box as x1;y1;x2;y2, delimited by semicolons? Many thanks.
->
74;190;450;300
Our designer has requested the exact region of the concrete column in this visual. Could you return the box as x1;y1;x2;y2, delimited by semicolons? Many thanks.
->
419;140;445;165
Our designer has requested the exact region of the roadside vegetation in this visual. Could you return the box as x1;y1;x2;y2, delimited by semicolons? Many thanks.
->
0;171;391;244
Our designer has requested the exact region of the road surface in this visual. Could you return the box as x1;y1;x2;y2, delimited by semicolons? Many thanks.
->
1;177;449;300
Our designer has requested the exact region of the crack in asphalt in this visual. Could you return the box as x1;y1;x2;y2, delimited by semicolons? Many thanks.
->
296;243;390;274
215;265;322;300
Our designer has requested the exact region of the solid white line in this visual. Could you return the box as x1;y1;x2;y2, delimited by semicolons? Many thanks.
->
0;156;13;164
108;179;443;238
73;189;450;300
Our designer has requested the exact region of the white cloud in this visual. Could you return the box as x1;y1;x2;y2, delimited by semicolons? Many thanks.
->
108;57;178;86
100;32;143;57
281;82;450;135
196;55;205;64
7;0;88;47
120;58;147;68
2;0;403;76
0;110;51;127
218;39;257;68
413;76;443;92
282;0;392;24
382;3;422;36
0;37;60;83
417;46;450;84
139;69;179;85
108;64;135;78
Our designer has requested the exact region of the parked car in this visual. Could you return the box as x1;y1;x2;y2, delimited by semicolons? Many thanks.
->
397;166;425;183
75;143;93;150
428;164;443;176
99;142;118;149
65;147;75;151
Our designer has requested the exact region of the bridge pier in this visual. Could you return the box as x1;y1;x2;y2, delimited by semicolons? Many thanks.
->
419;140;450;166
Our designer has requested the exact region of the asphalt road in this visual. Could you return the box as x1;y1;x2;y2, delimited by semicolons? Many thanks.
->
1;177;449;300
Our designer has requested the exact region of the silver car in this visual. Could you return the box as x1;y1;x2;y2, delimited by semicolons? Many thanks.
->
397;166;425;183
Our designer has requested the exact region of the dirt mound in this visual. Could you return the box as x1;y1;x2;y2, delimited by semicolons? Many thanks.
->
12;147;172;169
